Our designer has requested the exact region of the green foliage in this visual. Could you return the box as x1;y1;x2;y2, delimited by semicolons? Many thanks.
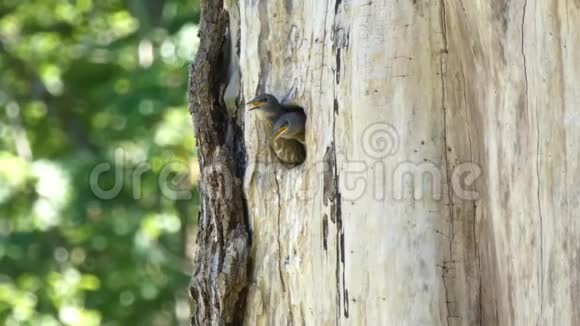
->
0;0;200;325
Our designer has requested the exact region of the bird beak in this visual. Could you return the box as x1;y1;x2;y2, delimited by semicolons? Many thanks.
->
273;126;289;140
246;100;266;111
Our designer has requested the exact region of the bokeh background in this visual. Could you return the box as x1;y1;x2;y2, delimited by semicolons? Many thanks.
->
0;0;201;325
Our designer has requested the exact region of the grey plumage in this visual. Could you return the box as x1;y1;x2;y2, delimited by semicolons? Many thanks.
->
272;112;306;144
247;93;307;165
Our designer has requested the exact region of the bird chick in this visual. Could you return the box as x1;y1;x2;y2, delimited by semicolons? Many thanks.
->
246;94;284;123
247;93;307;165
247;94;304;127
272;112;306;144
270;112;307;165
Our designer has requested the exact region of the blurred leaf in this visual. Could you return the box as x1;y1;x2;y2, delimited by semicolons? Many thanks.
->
0;0;201;325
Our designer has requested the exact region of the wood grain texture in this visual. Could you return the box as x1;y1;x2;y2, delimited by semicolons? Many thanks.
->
190;0;580;324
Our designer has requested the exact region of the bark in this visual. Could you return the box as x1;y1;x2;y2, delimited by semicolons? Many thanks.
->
189;0;580;325
188;0;250;325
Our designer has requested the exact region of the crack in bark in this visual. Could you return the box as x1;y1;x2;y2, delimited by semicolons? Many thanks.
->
335;49;342;85
326;7;344;317
257;2;271;94
438;1;455;325
325;142;349;320
479;261;483;325
520;1;544;323
323;214;329;251
328;26;350;315
318;0;331;97
274;171;287;293
335;0;343;14
535;49;545;326
460;61;483;326
440;263;460;324
328;12;350;314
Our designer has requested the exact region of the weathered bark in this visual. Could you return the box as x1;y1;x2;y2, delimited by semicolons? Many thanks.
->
189;0;580;325
188;0;250;325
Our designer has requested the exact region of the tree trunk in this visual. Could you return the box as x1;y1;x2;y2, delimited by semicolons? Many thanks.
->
189;0;580;325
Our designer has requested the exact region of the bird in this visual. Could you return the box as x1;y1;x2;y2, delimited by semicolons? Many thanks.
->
271;111;306;144
246;94;307;165
246;94;303;126
270;112;307;164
